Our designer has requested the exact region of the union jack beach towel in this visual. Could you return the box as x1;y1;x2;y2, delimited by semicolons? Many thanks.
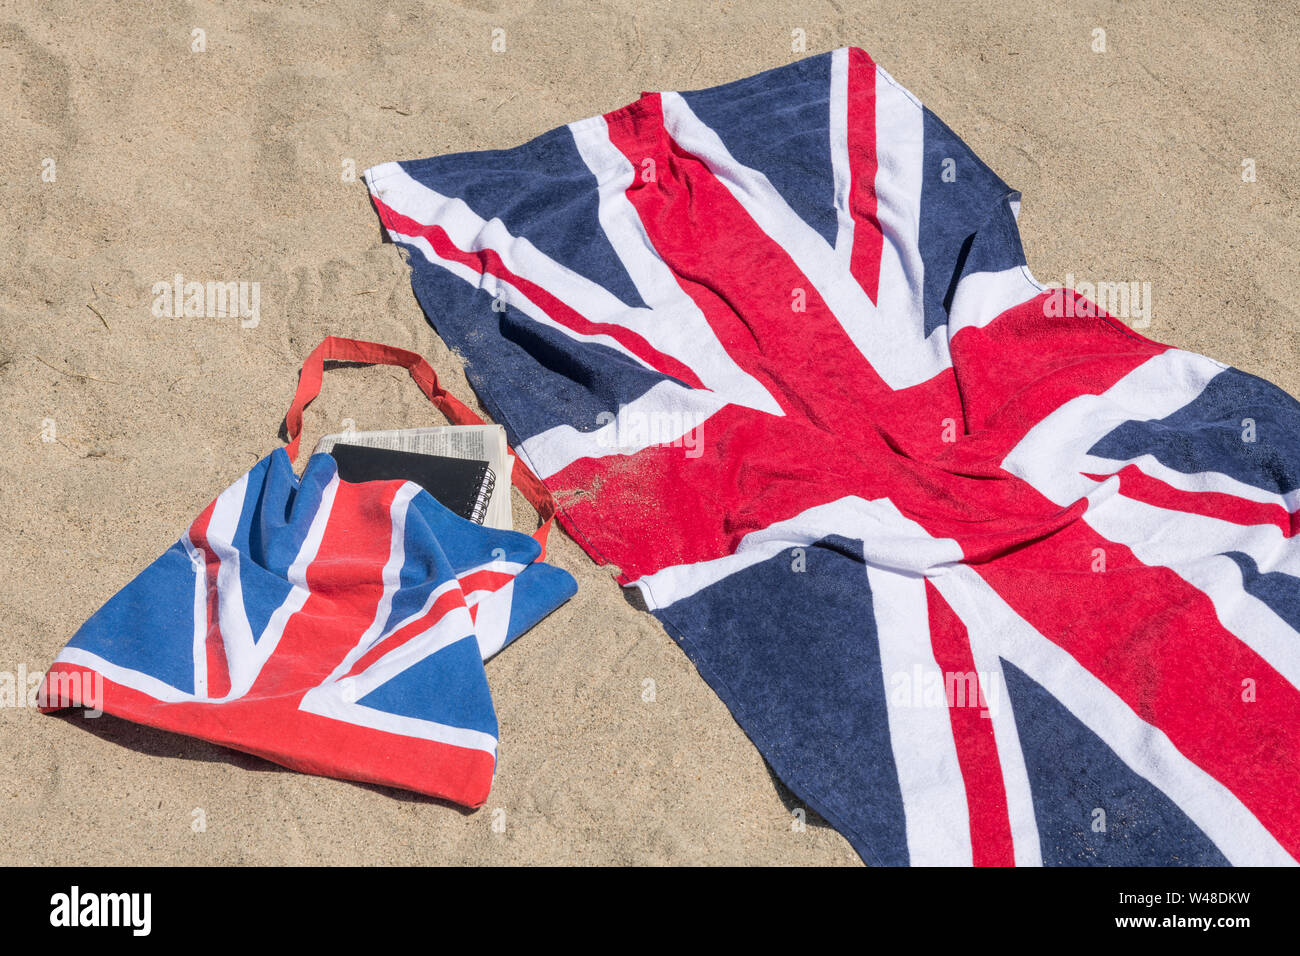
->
41;338;577;807
366;48;1300;865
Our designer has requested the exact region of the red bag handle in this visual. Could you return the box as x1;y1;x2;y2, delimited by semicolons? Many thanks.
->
282;336;554;556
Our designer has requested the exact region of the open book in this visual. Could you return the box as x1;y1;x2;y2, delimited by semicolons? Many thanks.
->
313;425;515;530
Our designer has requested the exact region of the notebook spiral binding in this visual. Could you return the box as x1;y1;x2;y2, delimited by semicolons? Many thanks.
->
469;467;496;525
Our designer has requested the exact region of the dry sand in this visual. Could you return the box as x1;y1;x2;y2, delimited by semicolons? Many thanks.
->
1;0;1296;865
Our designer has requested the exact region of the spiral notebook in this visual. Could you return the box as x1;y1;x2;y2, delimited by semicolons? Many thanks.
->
313;424;514;530
329;443;496;525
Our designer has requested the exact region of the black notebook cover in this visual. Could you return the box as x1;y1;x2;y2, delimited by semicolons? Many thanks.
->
329;443;496;524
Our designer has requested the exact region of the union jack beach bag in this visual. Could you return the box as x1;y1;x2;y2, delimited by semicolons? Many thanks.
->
40;337;577;807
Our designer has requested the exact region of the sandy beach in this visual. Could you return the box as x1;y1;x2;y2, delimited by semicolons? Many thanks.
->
2;0;1296;864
